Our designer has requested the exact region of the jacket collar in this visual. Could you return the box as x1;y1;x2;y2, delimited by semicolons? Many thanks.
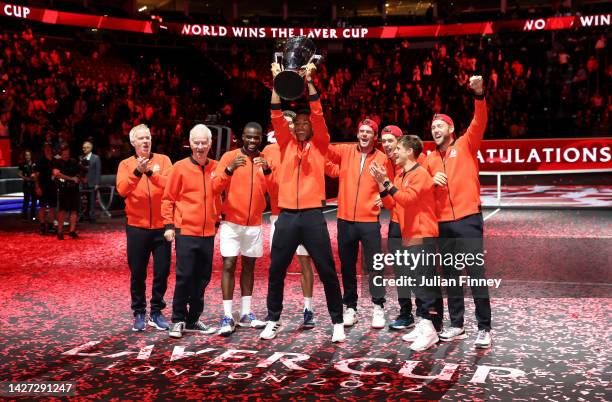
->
189;156;209;166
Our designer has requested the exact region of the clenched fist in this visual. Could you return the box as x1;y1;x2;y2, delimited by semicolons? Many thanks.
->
468;76;484;96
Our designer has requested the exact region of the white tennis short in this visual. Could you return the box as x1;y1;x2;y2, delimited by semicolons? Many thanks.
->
269;215;309;256
219;221;264;258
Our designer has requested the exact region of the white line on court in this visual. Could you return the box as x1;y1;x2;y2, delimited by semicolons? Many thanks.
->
483;208;501;221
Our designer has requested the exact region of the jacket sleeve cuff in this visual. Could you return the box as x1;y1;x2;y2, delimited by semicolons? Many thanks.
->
474;93;485;100
145;170;153;177
133;168;143;178
224;167;234;176
389;187;399;196
271;103;282;111
263;167;272;175
164;224;174;231
379;190;389;198
309;93;320;102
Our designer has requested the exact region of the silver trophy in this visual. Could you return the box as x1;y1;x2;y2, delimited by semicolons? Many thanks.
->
274;36;322;100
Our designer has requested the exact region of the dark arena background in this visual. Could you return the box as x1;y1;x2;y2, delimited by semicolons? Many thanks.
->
0;0;610;400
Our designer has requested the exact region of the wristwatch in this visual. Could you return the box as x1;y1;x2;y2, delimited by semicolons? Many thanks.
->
383;180;391;189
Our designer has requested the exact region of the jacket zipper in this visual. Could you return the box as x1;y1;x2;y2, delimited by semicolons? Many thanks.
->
202;164;207;235
145;176;152;228
247;159;254;226
296;157;302;210
440;150;456;220
353;151;365;220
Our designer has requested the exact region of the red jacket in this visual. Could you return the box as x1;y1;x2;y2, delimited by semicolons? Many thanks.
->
116;153;172;229
162;157;227;237
215;148;271;226
425;99;487;222
327;144;388;222
262;143;281;215
382;163;439;243
271;94;329;210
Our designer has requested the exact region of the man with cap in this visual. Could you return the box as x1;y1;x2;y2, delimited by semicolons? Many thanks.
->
326;118;389;329
425;75;492;349
263;118;316;329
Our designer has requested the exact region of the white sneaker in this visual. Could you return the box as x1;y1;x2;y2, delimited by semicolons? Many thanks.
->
343;308;358;327
439;326;468;341
217;316;236;337
474;329;492;349
371;305;386;329
402;321;423;342
169;321;185;339
410;320;439;351
332;323;346;343
259;321;282;340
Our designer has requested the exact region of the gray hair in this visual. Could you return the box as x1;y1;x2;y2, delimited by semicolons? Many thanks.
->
189;124;212;142
129;124;151;146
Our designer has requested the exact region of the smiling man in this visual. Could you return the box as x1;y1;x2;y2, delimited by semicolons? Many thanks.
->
116;124;173;332
162;124;229;339
425;75;492;349
214;122;271;336
326;119;389;329
261;62;345;343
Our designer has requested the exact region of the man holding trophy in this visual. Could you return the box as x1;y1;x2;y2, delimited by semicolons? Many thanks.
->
261;37;346;343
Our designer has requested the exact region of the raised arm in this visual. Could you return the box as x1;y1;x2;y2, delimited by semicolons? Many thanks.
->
461;76;487;155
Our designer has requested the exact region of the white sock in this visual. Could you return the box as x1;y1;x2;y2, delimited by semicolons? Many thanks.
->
304;297;312;311
241;296;252;316
223;300;233;317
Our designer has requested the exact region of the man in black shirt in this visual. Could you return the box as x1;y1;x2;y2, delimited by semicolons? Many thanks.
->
18;150;37;221
34;143;57;235
52;145;81;240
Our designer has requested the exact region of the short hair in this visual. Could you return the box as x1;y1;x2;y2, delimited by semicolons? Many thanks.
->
83;140;93;148
398;135;423;158
244;122;263;133
282;110;296;120
189;124;212;142
129;124;151;146
295;108;311;117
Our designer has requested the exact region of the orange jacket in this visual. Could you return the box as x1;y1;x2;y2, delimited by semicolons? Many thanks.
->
116;153;172;229
381;163;439;242
162;157;227;237
216;148;271;226
327;144;388;222
271;95;329;210
425;99;487;222
261;143;281;215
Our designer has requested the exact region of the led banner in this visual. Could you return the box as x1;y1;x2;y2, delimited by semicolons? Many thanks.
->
1;3;610;39
421;137;612;172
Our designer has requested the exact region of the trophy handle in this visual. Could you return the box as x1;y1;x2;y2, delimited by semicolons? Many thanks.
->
309;54;323;65
273;52;283;64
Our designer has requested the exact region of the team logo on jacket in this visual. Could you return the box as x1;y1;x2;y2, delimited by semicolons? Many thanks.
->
152;164;160;172
449;149;457;158
210;171;216;178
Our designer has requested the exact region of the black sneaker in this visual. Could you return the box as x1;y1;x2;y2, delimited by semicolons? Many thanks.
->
303;309;315;329
57;232;64;240
389;316;415;330
185;321;216;334
68;231;78;239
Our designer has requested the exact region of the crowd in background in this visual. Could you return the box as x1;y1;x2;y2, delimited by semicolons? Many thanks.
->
1;26;609;173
